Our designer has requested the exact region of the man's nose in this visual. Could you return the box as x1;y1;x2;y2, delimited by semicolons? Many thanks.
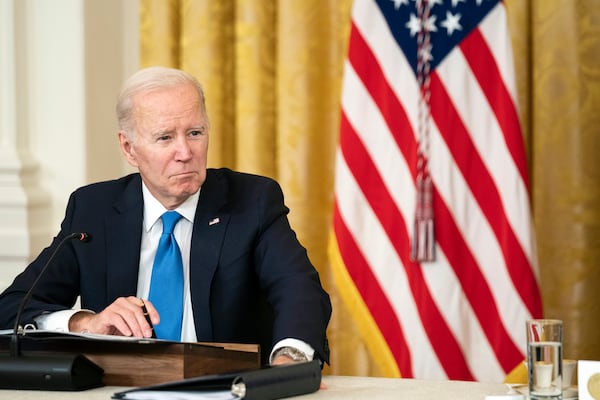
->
174;136;193;160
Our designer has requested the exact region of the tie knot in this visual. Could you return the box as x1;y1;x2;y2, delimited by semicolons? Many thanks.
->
161;211;182;234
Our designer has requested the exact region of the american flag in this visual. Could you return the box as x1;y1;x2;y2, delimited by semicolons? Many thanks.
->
330;0;543;381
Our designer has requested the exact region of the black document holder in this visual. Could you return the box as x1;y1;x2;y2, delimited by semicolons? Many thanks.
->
112;360;321;400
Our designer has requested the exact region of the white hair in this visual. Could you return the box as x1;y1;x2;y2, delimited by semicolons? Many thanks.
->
116;66;209;138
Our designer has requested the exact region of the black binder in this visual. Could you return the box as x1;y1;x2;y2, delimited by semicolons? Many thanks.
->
112;360;321;400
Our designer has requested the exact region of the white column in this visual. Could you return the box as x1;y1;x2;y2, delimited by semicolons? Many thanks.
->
0;0;52;290
27;0;87;229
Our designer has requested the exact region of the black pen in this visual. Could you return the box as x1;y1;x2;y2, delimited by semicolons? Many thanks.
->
140;299;156;339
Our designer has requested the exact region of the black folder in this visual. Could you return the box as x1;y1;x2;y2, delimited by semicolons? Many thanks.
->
112;360;321;400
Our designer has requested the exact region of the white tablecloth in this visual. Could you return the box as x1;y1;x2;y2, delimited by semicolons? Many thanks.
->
1;375;513;400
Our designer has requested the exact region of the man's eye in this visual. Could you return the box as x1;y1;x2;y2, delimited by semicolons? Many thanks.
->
157;135;171;141
189;129;205;138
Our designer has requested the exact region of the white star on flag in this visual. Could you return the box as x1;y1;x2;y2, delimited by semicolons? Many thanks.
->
441;11;462;35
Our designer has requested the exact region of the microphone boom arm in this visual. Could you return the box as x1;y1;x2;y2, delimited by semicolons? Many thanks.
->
10;232;90;357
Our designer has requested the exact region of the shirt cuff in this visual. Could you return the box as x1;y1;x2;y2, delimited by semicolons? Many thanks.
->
34;309;93;332
269;338;315;364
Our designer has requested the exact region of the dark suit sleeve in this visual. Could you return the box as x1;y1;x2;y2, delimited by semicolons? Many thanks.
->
250;178;332;363
0;174;142;330
0;192;83;329
200;171;331;365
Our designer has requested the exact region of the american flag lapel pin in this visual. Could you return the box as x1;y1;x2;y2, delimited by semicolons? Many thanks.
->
208;217;220;226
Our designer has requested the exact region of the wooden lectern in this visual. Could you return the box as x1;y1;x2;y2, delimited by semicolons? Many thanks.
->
0;332;260;386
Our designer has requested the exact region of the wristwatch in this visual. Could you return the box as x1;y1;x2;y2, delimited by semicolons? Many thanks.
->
272;346;309;362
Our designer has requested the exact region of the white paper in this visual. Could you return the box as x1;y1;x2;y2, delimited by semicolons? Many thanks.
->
0;329;161;343
116;390;237;400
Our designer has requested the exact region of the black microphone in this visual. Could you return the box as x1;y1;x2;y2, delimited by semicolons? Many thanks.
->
0;232;104;391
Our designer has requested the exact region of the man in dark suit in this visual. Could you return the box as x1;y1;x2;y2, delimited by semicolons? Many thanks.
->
0;67;331;366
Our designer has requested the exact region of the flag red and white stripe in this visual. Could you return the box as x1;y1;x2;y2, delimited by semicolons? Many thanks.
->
329;0;543;382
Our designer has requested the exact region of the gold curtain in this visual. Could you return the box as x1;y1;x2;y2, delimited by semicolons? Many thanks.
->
508;0;600;364
140;0;600;377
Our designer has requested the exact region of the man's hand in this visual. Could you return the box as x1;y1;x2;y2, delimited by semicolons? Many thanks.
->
68;296;159;338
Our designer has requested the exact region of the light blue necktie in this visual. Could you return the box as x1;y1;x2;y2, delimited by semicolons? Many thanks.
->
148;211;184;340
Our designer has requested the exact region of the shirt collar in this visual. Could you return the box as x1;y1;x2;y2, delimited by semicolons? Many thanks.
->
142;182;200;232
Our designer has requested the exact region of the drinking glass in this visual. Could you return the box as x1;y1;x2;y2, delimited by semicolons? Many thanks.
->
526;319;563;399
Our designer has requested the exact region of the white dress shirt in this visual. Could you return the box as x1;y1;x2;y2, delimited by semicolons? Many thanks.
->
137;183;198;341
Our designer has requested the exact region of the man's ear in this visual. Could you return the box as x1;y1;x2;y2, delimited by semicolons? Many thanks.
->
118;131;138;167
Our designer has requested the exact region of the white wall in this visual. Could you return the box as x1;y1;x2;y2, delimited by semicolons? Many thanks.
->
0;0;139;291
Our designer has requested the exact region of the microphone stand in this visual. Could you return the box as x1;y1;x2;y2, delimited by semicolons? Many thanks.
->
0;232;104;391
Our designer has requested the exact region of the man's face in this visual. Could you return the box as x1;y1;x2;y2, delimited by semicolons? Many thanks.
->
118;83;209;209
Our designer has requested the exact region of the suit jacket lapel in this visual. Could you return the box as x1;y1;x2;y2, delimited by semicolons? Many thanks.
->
105;175;144;302
190;170;230;340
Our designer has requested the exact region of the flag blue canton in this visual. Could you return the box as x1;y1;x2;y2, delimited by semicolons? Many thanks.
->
375;0;500;74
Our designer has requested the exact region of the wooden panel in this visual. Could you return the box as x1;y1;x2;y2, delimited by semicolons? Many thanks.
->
0;334;260;386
